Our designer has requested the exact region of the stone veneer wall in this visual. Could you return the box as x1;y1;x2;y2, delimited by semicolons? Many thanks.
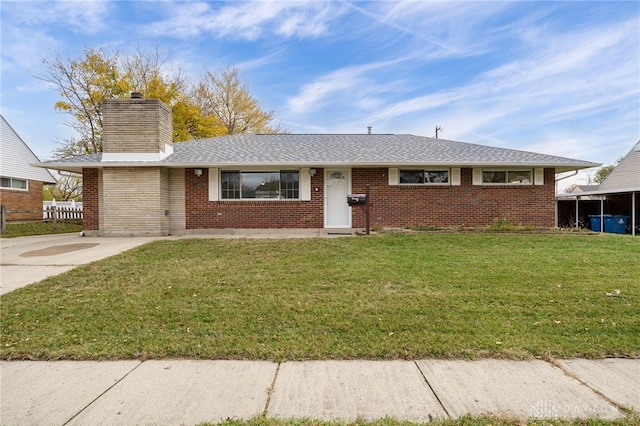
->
102;98;172;154
169;168;186;234
101;167;170;236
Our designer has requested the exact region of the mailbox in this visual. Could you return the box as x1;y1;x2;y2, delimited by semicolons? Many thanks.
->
347;194;367;206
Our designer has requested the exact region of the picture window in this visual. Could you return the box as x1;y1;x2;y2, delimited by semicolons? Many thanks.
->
220;170;299;199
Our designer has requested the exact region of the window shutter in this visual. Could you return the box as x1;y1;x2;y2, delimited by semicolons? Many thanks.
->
451;168;461;186
472;168;483;185
388;168;399;185
208;168;219;201
300;168;311;201
534;168;544;185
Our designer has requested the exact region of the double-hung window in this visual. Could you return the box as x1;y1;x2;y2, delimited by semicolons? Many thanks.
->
399;169;449;184
0;176;28;191
221;170;300;199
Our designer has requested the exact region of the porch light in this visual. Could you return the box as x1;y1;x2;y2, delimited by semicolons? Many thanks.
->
309;168;317;176
194;169;203;177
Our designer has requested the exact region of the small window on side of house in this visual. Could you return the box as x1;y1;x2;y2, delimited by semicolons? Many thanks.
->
482;170;532;185
0;176;28;191
399;169;449;185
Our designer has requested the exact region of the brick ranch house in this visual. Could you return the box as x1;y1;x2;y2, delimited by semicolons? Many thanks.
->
36;95;599;237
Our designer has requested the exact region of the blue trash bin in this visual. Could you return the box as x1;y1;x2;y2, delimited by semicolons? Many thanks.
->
604;216;617;233
589;214;611;232
608;215;629;234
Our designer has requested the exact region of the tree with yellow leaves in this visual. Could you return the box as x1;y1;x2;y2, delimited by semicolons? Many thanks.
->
194;67;285;135
37;47;284;158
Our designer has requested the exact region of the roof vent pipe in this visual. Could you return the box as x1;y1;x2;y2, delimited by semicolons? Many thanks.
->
367;126;372;134
130;92;144;99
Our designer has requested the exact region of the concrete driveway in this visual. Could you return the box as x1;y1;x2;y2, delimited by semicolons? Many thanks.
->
0;233;163;295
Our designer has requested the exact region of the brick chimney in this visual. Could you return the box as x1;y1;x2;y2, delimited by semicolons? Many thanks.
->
102;93;173;160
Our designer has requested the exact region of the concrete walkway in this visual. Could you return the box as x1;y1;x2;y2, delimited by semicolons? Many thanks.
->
0;233;165;295
1;358;638;425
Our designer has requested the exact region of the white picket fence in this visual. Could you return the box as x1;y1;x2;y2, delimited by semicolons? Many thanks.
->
43;201;83;220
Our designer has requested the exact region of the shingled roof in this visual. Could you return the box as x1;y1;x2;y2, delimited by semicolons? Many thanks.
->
35;134;599;173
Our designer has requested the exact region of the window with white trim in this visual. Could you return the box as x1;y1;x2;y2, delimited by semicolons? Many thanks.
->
0;176;28;191
220;170;300;199
399;169;449;184
482;170;532;184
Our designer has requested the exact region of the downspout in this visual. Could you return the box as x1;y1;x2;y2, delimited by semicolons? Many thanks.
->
555;170;578;184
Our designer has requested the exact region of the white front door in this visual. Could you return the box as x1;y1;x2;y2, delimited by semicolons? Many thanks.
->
324;168;351;228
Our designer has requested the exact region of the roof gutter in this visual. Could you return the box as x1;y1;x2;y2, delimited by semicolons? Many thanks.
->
32;161;601;175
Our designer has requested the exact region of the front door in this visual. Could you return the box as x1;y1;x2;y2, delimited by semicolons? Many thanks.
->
324;168;351;228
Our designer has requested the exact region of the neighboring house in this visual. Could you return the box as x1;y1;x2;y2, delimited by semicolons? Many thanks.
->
36;96;599;237
0;114;57;222
560;141;639;235
567;185;600;196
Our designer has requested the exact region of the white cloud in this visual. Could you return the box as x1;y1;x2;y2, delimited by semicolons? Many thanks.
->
349;1;523;57
285;56;412;114
365;16;637;140
3;0;112;35
146;1;348;40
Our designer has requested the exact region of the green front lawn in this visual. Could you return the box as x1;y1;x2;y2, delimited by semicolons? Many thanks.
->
1;233;638;360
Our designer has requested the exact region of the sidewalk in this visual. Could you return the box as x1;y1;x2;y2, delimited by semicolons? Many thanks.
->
1;358;638;425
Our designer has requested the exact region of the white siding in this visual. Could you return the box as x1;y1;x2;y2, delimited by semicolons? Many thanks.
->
598;141;640;192
0;115;57;183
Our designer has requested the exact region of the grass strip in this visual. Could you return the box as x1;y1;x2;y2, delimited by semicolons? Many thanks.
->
0;222;82;238
209;412;640;426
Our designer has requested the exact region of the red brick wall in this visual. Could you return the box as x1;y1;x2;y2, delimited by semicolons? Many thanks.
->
351;168;556;228
185;168;324;229
184;167;556;229
82;168;99;230
0;180;44;221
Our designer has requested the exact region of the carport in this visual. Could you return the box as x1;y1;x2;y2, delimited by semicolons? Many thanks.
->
558;190;638;235
557;140;639;235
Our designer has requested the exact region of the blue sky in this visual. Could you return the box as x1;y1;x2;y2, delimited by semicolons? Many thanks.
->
1;1;638;189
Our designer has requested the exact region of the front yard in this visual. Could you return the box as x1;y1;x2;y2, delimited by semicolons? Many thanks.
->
1;232;638;360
